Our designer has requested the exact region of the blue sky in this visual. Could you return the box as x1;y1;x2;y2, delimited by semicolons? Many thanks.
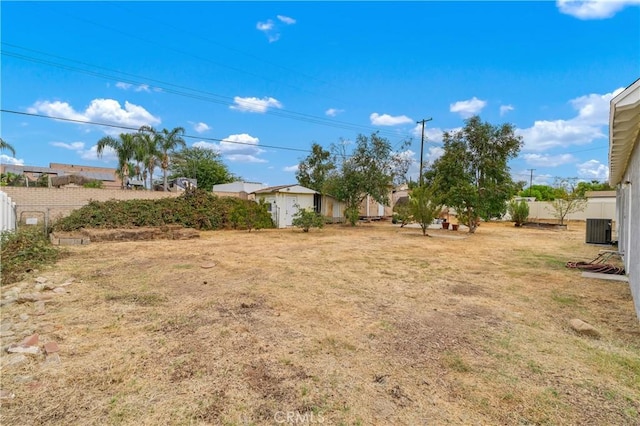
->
1;1;639;187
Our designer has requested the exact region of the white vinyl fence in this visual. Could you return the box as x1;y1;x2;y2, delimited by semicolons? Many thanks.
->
0;191;17;232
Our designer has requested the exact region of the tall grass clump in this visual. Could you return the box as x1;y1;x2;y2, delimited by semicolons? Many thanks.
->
1;227;61;285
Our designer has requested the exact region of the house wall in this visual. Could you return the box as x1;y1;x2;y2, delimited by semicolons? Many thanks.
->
1;187;180;228
359;193;394;218
320;195;345;223
254;192;314;228
618;141;640;318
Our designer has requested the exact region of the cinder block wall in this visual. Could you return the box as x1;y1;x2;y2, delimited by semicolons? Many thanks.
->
1;187;181;226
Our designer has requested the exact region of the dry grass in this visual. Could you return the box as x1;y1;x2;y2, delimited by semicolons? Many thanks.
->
1;221;638;425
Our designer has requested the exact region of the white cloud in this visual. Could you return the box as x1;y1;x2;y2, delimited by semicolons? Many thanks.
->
0;154;24;166
518;87;623;152
283;164;299;172
193;122;210;133
523;153;577;167
577;159;609;180
193;133;267;163
49;140;118;162
116;82;152;92
425;146;444;164
230;96;282;113
370;113;413;126
500;105;514;116
50;141;86;151
556;0;640;19
411;124;462;143
277;15;296;24
257;19;280;42
450;97;487;117
28;99;161;133
256;20;274;31
325;108;344;117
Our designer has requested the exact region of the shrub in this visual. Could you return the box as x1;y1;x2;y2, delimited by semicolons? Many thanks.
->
52;188;273;232
83;180;104;189
1;228;61;285
508;199;530;227
292;207;325;232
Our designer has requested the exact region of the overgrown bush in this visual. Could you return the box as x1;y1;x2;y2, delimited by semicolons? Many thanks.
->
1;228;61;285
292;207;325;232
507;199;530;227
53;188;273;232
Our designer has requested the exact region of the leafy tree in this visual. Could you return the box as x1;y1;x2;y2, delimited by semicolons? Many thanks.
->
292;206;325;232
548;178;587;225
96;133;136;189
141;126;187;191
575;180;613;197
137;126;162;190
409;184;442;236
518;184;561;201
296;143;335;193
0;138;16;156
169;147;235;191
425;116;522;233
507;199;529;226
326;132;398;226
392;197;412;227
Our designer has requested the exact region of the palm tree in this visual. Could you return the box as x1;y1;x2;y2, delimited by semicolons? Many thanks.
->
0;138;16;156
96;133;136;189
157;127;186;191
136;126;161;190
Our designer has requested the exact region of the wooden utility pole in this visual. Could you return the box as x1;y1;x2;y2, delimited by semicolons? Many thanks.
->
417;118;433;186
527;169;535;197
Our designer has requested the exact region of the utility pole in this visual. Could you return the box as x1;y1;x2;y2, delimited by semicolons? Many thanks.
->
527;169;535;197
417;118;433;186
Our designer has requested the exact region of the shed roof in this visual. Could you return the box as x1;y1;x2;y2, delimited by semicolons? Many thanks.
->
609;78;640;186
253;184;317;195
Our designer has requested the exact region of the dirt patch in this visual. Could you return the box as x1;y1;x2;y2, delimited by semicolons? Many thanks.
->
1;222;638;425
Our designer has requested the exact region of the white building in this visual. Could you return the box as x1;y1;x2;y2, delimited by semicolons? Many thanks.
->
609;78;640;320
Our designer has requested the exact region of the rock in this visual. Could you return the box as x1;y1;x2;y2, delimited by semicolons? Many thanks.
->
60;278;75;287
2;354;28;367
3;290;18;299
0;322;12;332
35;276;48;284
44;353;61;365
43;282;57;291
20;334;39;347
0;389;15;399
44;342;60;354
7;346;40;355
52;287;67;294
0;298;16;307
19;314;29;321
33;301;46;316
16;293;40;303
569;318;600;337
35;283;46;291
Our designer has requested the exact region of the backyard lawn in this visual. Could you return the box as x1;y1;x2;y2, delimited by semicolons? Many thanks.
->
1;221;638;425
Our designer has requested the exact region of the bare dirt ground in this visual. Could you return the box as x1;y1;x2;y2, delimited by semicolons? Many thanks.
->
1;221;638;425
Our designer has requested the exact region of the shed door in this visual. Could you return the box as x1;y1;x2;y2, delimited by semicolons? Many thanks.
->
284;196;298;226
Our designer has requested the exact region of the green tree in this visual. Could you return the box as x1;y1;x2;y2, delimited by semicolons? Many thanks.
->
425;116;522;233
137;126;162;190
410;184;442;236
296;143;335;193
96;133;137;189
327;132;397;226
0;138;16;156
575;180;613;197
392;197;412;227
169;147;235;191
142;126;187;191
548;178;587;225
518;184;561;201
507;199;530;226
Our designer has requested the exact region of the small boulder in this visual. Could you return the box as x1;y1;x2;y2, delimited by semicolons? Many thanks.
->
35;277;48;284
569;318;600;337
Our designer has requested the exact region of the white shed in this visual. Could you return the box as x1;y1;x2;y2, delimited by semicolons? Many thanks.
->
253;184;318;228
609;78;640;320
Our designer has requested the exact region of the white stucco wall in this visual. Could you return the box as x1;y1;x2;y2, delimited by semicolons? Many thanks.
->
255;192;315;228
618;141;639;319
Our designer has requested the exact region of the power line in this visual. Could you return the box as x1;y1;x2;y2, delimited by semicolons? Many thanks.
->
0;109;313;154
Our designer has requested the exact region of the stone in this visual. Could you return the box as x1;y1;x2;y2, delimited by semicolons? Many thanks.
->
21;334;39;347
35;283;46;292
19;314;30;321
60;278;76;287
2;354;28;367
569;318;600;337
8;346;40;355
44;353;61;365
34;301;46;316
17;293;40;303
35;276;48;284
0;298;16;307
0;322;12;332
44;342;59;354
43;282;57;290
0;389;15;399
3;290;18;299
53;287;67;294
